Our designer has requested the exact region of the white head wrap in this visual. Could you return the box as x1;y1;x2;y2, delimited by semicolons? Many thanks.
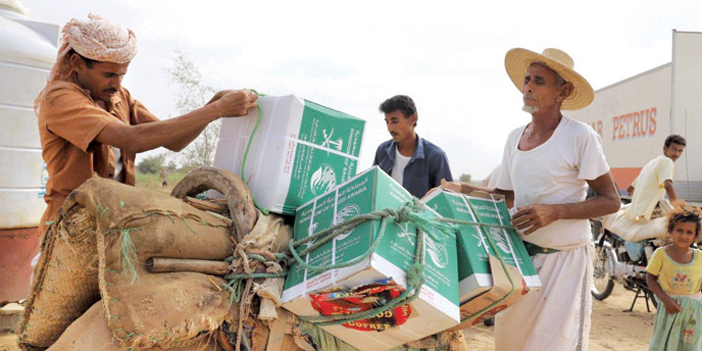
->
48;13;137;82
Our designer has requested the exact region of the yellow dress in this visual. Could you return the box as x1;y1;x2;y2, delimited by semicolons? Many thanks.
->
646;247;702;351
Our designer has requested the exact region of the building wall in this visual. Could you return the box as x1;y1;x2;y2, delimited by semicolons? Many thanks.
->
568;64;672;191
671;31;702;201
569;31;702;202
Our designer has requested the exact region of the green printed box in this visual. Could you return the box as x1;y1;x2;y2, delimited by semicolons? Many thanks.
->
282;166;459;351
213;95;365;215
422;189;541;303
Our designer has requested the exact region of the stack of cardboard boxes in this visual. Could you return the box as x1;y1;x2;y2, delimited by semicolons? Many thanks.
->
214;95;541;350
423;189;542;328
282;167;460;350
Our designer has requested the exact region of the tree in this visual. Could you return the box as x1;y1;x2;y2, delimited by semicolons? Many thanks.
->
459;174;472;183
137;154;166;174
168;49;218;168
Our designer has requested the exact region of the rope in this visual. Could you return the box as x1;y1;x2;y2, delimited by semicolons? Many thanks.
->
284;199;450;326
238;89;270;215
288;198;455;273
102;227;141;284
223;195;521;327
437;217;514;230
120;228;140;283
451;197;518;323
297;234;427;326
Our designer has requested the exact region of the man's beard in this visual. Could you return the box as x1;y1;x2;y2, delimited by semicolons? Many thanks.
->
522;105;539;114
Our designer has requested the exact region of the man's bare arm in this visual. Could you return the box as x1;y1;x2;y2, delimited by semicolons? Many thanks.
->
664;179;678;201
511;172;620;235
95;90;256;153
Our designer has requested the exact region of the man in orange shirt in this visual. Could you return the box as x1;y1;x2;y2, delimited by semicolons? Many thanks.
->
36;14;258;235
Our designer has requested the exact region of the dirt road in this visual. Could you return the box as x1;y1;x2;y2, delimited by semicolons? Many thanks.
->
1;285;655;351
463;284;655;350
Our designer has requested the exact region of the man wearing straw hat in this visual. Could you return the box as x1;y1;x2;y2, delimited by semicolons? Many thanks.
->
442;48;620;350
35;14;258;236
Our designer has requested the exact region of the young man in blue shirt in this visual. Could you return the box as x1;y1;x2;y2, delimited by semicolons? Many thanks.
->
373;95;453;198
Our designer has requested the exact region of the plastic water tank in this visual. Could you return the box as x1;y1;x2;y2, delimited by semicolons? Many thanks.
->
0;0;59;303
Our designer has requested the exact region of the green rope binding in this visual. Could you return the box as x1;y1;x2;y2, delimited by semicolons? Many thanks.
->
239;89;270;215
222;196;522;327
437;217;514;230
297;230;427;327
120;228;140;283
285;198;452;327
288;214;393;273
288;199;455;273
102;227;140;284
451;195;518;322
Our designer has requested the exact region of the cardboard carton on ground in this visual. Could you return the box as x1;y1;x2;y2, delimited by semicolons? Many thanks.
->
213;95;364;215
422;189;542;327
282;166;459;351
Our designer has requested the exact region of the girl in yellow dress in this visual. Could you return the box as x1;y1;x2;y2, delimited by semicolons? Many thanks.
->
647;208;702;350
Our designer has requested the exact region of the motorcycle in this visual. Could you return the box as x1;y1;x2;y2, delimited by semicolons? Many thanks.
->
591;218;664;311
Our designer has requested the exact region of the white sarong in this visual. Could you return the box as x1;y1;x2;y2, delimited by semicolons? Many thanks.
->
495;245;593;351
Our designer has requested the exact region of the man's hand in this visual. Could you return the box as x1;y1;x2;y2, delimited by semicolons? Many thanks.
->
209;89;258;117
511;204;560;235
670;198;686;209
440;179;462;193
424;179;461;199
662;297;681;314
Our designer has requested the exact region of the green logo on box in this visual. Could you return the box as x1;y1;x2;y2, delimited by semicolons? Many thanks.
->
395;229;449;269
310;163;337;195
320;127;344;151
335;204;360;240
426;236;450;269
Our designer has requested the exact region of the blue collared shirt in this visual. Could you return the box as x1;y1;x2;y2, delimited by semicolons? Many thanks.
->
373;136;453;198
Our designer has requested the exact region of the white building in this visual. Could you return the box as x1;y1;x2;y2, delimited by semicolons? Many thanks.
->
569;30;702;202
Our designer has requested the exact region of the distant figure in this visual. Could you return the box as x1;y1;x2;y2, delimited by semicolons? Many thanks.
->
160;167;168;188
36;14;257;236
627;134;686;220
373;95;453;198
601;135;687;242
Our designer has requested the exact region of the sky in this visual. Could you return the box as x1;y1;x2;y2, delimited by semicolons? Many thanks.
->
12;0;702;181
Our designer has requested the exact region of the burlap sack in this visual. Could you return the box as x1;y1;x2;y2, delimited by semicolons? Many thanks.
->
69;178;236;350
17;206;100;350
47;301;222;351
20;172;255;350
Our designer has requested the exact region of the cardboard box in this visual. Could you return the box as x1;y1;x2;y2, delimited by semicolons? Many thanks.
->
422;189;542;327
282;167;459;351
213;95;364;215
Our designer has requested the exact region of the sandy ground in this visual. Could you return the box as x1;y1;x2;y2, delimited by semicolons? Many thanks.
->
463;284;655;350
0;334;19;351
0;284;655;351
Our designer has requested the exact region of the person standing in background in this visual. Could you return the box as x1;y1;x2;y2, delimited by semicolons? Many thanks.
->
373;95;453;198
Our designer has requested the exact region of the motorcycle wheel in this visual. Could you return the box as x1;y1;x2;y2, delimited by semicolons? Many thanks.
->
592;240;614;300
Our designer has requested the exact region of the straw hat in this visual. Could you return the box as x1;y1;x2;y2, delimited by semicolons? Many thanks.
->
504;48;594;110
